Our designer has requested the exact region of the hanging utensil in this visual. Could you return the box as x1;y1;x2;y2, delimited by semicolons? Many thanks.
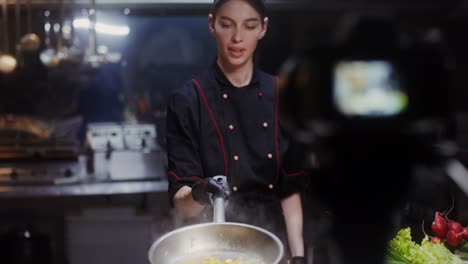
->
19;0;40;53
0;0;18;74
54;0;65;62
14;0;20;54
83;0;105;69
61;0;83;64
39;8;59;68
13;0;24;68
52;22;64;61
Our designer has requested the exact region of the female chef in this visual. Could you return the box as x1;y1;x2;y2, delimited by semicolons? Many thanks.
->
166;0;306;263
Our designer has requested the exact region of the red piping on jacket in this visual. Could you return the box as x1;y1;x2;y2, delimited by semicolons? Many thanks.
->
192;78;229;176
287;171;307;177
168;170;180;180
168;170;203;181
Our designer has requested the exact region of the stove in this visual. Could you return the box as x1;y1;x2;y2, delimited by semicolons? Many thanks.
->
0;115;84;185
0;158;85;185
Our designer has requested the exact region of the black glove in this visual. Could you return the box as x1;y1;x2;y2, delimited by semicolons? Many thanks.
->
191;176;231;205
291;256;306;264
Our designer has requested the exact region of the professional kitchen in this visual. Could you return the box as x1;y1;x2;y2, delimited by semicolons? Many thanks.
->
0;0;467;263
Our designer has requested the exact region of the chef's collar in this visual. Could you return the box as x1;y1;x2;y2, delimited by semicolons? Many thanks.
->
213;61;259;89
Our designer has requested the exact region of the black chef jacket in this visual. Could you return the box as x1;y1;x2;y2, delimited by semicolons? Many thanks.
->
166;62;306;232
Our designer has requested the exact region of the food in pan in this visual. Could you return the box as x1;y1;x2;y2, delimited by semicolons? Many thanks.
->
183;257;264;264
173;250;266;264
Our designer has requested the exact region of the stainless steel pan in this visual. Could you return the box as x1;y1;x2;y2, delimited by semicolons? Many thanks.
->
148;178;284;264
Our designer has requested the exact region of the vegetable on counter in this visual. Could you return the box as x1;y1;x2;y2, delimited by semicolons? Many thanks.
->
385;227;464;264
430;211;467;248
455;242;468;260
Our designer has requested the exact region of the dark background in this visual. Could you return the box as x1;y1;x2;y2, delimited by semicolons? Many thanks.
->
0;0;467;148
0;1;467;263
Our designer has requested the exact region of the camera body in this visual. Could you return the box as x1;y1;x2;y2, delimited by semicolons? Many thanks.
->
279;16;455;263
280;16;452;140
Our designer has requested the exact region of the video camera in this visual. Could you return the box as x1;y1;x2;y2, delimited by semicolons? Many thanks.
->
278;15;458;264
279;15;452;139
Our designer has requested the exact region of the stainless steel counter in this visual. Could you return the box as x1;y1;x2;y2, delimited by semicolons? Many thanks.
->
0;180;168;198
0;149;169;199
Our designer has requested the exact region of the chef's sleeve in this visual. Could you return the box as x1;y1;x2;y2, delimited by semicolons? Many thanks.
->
166;84;204;205
277;136;310;199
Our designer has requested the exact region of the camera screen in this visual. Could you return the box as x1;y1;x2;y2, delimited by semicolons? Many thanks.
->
333;60;408;117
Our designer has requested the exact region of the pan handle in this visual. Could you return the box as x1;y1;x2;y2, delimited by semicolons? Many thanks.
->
212;175;228;223
213;196;225;223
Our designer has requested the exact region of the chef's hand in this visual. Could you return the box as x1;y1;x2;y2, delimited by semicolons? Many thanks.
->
191;176;231;205
290;256;306;264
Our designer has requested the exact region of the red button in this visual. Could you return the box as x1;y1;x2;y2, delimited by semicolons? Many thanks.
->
258;92;263;97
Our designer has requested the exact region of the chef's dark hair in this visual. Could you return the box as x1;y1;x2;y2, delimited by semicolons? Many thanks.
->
212;0;267;20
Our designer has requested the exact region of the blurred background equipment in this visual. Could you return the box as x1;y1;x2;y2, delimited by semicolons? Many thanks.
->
39;7;59;68
18;0;41;54
0;0;17;74
278;14;465;264
0;114;84;185
86;122;166;182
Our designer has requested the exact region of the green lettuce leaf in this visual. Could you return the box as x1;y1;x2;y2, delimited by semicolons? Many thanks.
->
385;227;464;264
